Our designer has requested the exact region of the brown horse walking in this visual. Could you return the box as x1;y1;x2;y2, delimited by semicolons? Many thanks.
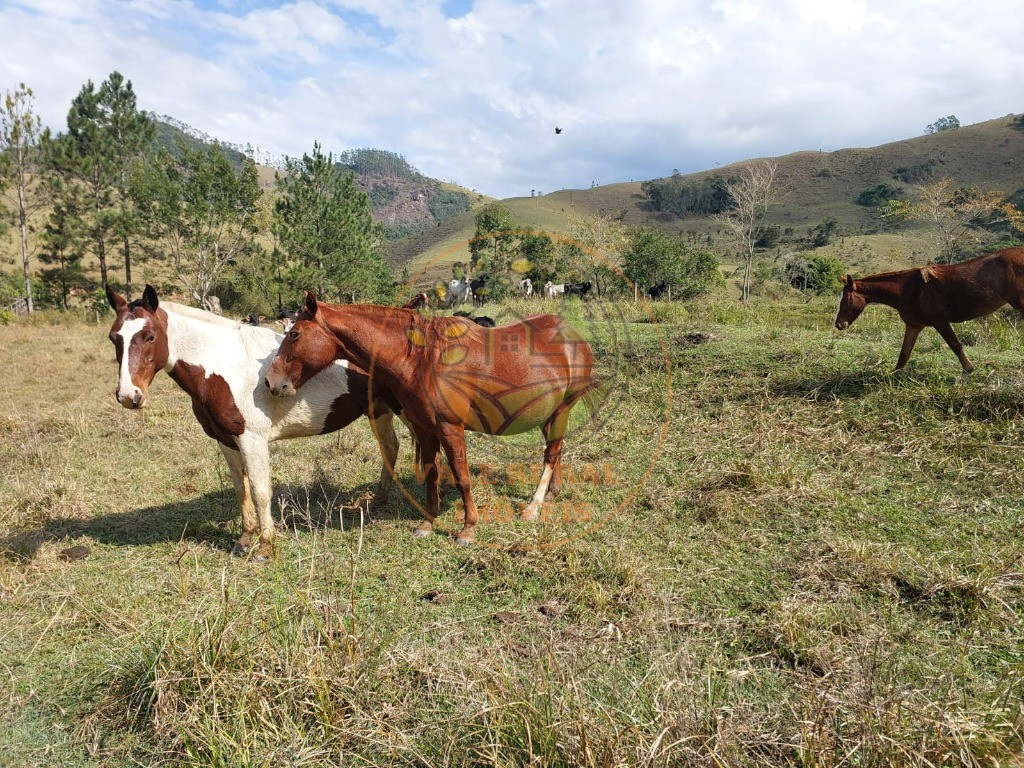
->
265;293;601;544
834;247;1024;373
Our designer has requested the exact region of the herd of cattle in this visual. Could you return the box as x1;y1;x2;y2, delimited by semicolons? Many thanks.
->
441;275;596;308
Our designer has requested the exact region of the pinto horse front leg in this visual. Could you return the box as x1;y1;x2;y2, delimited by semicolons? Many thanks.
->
235;436;275;560
367;406;399;512
933;321;975;374
439;423;477;546
219;444;259;555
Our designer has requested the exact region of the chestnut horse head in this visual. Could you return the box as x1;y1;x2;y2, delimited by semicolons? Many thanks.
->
264;292;343;398
834;274;867;330
106;284;169;409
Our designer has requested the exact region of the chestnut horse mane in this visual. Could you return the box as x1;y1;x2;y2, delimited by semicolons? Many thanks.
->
849;267;940;288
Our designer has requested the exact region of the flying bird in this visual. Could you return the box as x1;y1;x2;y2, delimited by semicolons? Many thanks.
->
554;126;562;135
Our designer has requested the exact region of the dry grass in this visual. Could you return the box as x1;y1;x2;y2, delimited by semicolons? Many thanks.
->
1;297;1023;766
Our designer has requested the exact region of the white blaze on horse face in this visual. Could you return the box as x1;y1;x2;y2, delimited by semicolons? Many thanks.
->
833;291;846;329
115;317;147;407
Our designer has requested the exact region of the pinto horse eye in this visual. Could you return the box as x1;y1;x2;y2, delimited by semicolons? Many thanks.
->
145;334;156;343
288;330;299;341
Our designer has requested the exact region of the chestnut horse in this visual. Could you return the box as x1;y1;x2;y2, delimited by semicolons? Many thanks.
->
107;285;400;559
834;247;1024;374
265;293;600;544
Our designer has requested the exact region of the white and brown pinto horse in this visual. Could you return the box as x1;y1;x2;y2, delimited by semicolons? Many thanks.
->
107;285;400;559
265;293;600;545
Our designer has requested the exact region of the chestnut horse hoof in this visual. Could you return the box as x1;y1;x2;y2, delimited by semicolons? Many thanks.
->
454;536;474;547
412;524;433;538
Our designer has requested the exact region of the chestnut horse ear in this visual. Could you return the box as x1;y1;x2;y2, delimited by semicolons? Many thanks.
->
845;274;854;290
303;290;319;317
142;284;159;312
105;284;126;311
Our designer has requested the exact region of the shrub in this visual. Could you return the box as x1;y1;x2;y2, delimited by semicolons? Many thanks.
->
857;183;905;207
785;252;845;294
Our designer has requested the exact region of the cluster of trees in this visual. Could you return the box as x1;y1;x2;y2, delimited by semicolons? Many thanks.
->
641;172;736;217
454;202;723;302
0;73;393;315
925;115;960;134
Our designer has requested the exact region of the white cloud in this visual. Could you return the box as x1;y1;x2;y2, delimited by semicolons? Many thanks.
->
1;0;1022;198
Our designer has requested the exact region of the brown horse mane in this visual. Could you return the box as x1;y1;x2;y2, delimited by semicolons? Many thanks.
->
852;267;924;283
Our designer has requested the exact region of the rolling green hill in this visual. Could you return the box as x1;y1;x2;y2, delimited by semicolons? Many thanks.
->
387;113;1024;286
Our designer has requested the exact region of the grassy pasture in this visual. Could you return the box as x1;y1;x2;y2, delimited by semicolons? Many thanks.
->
1;295;1023;767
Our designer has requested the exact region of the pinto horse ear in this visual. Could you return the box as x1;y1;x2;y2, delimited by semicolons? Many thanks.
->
141;284;159;312
303;290;319;317
105;284;126;311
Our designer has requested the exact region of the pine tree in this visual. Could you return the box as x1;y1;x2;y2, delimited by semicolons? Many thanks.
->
43;72;154;298
274;142;392;303
98;72;155;300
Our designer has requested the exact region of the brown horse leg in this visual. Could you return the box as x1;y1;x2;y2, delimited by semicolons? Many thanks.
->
220;444;258;555
438;423;477;545
414;433;440;538
367;407;398;512
933;321;974;373
895;324;923;370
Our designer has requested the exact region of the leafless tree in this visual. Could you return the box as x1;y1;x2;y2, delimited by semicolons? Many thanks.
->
715;160;780;301
0;84;46;313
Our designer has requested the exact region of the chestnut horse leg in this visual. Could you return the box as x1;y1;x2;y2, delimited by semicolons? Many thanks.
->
367;407;398;511
220;444;259;555
895;324;923;370
439;423;478;545
413;432;441;538
522;406;572;522
933;320;975;374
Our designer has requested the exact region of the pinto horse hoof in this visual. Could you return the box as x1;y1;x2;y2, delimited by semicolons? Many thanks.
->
231;542;270;562
454;536;474;547
521;503;540;522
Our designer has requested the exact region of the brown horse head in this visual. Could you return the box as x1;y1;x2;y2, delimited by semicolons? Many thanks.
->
265;292;341;397
106;284;169;409
834;274;866;330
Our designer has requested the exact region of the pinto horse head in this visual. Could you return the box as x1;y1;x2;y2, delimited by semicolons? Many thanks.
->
834;274;867;330
265;292;341;397
106;284;169;409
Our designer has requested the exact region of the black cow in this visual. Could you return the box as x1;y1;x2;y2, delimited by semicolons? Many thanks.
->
453;310;496;328
648;282;668;300
563;281;592;298
470;275;488;307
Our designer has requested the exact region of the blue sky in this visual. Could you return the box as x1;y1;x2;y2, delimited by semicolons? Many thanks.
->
2;0;1023;198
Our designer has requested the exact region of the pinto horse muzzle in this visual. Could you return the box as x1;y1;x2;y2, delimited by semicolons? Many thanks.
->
115;386;146;409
